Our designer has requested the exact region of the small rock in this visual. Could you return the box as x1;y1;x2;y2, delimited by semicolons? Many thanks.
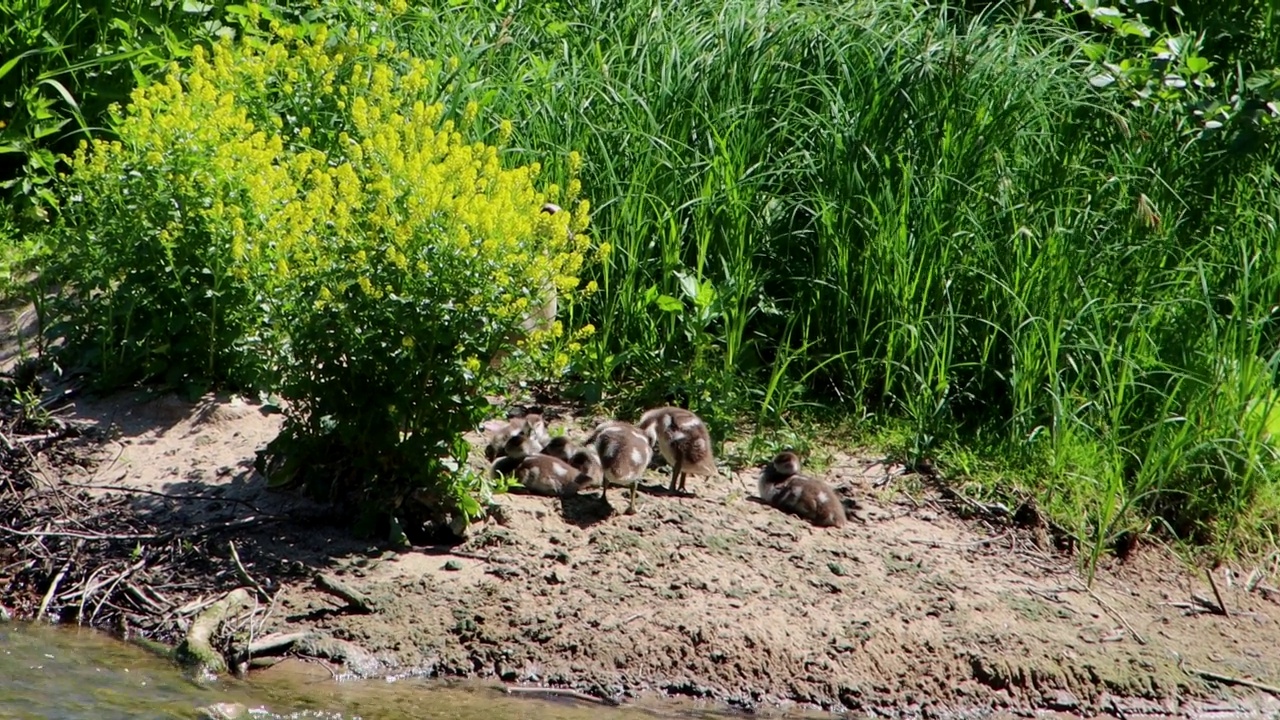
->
196;703;250;720
828;562;847;577
919;511;938;522
545;569;569;585
1043;690;1080;710
444;560;463;571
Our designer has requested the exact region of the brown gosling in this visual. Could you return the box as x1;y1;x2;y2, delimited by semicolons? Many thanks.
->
757;451;846;528
638;406;717;493
511;453;598;497
541;435;577;462
584;420;653;515
482;413;550;462
568;446;605;490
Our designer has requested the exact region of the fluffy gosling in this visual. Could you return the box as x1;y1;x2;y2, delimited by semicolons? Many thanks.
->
638;406;716;493
757;451;846;528
482;413;550;462
511;453;598;497
584;420;652;515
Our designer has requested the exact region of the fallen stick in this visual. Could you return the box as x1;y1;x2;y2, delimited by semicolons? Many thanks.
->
1077;580;1148;645
228;541;270;602
504;685;621;706
313;573;376;614
1183;664;1280;697
246;632;310;657
36;539;83;621
0;525;163;542
1205;567;1230;618
906;532;1009;550
176;587;254;677
88;557;149;625
122;582;169;615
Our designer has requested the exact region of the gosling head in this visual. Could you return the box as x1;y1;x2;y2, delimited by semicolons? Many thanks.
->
771;451;803;477
542;435;575;461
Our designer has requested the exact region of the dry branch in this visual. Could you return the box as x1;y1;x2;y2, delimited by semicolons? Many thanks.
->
504;685;621;706
1205;568;1230;617
176;587;254;676
36;539;83;620
1183;663;1280;697
313;573;376;614
228;541;269;602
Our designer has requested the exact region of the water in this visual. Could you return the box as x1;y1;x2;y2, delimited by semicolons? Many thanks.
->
0;623;724;720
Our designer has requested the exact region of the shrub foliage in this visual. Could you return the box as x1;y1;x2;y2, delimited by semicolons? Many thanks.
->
42;26;595;527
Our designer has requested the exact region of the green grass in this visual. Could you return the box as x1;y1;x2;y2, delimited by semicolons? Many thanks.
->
375;0;1280;561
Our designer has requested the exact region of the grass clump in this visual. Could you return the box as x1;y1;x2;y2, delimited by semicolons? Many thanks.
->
377;0;1280;558
39;23;596;530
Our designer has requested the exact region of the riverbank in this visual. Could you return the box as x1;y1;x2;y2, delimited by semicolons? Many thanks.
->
4;385;1280;718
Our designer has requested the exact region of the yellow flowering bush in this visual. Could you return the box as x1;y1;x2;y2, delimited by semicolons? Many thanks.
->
43;27;594;525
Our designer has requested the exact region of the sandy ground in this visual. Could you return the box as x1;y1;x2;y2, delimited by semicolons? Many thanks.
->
2;382;1276;720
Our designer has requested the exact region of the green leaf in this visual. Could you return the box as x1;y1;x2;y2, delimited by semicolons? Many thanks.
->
655;294;683;312
1184;55;1210;74
0;49;42;83
694;280;717;310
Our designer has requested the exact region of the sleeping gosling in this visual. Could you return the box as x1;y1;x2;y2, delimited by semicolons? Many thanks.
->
757;451;846;528
511;453;599;497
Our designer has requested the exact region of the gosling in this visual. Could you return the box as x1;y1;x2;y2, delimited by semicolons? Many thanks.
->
584;419;652;515
510;453;599;497
541;435;577;462
482;413;550;462
757;451;846;528
638;406;717;494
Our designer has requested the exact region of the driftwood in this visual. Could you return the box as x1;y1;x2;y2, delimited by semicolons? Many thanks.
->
292;632;381;674
313;572;376;614
1182;662;1280;697
504;685;621;706
247;631;310;656
175;587;254;676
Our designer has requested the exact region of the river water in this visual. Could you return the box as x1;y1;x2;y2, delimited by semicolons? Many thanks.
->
0;622;727;720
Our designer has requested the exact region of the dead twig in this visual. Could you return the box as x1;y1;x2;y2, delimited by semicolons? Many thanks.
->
246;632;310;657
123;582;170;615
89;557;149;625
504;685;620;707
36;538;83;620
1180;658;1280;697
906;531;1009;550
1075;580;1147;645
313;573;376;614
0;524;163;541
1205;567;1230;618
228;541;270;602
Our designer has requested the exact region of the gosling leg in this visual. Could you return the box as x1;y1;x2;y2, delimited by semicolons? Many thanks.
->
668;457;683;493
624;480;639;515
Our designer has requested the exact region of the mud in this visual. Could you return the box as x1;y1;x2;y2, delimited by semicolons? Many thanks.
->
4;384;1280;718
